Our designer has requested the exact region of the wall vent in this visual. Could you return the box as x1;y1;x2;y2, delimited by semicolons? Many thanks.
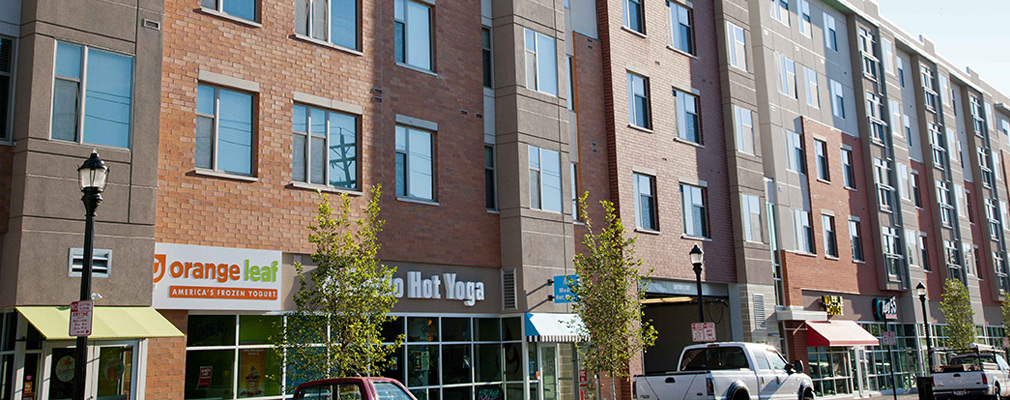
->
753;293;767;329
68;248;111;278
502;269;517;310
142;19;162;30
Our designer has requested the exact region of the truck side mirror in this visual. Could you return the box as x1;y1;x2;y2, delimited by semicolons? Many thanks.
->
793;360;804;374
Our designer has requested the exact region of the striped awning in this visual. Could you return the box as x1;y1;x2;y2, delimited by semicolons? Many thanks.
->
525;313;583;343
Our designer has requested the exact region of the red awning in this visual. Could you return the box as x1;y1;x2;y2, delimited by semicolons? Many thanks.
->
805;320;880;347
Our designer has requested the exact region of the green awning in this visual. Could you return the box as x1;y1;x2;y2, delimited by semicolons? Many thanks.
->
16;306;183;340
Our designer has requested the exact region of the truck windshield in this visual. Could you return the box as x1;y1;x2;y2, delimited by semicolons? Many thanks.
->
679;347;750;371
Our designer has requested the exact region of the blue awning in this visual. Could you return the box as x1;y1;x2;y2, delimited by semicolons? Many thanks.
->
525;313;583;343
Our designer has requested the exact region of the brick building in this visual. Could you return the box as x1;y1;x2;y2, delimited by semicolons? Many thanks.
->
2;0;1010;399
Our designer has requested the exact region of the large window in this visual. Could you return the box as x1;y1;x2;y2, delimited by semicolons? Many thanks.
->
529;146;562;213
196;84;255;176
814;139;829;181
295;0;358;50
807;346;854;397
841;148;855;189
779;55;797;99
804;67;819;108
830;79;845;119
786;130;805;174
292;104;358;189
396;125;435;201
624;0;645;33
681;183;708;238
769;0;789;25
874;158;893;211
634;173;658;231
823;13;838;51
395;0;433;71
742;194;762;243
727;22;747;71
201;0;257;22
882;227;902;277
0;37;12;141
735;106;755;154
798;0;811;35
849;219;863;262
822;214;838;258
185;315;283;400
525;29;558;96
669;2;693;54
795;210;815;254
627;73;651;129
52;42;134;149
674;90;700;143
485;146;497;210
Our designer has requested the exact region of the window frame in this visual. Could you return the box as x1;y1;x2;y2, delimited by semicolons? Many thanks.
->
798;0;811;36
841;148;856;190
786;130;805;174
680;183;709;239
770;0;789;26
195;84;256;177
669;1;694;54
51;41;136;149
485;145;498;211
528;145;562;213
795;209;815;254
849;219;864;262
727;22;748;72
524;29;559;96
919;233;930;271
396;124;437;202
634;173;658;231
823;13;837;51
804;66;819;108
627;73;652;129
779;55;797;99
742;194;763;243
395;0;434;71
482;26;494;89
201;0;259;23
829;79;845;119
734;105;755;154
814;139;829;181
295;0;361;50
0;36;13;142
674;89;701;144
624;0;646;34
822;214;838;258
291;104;360;190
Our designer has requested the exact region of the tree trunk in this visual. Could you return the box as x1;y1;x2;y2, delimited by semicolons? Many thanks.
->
609;371;617;400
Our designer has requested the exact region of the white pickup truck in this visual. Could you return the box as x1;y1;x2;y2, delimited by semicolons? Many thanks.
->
932;347;1010;400
633;342;814;400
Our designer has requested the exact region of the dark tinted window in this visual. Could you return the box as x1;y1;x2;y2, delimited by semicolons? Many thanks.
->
679;347;750;371
296;384;333;400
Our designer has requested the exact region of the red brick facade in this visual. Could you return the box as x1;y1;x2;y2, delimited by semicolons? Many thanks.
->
145;310;188;400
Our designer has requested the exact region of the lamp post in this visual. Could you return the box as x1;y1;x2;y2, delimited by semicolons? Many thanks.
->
73;151;108;400
917;282;933;373
690;245;704;323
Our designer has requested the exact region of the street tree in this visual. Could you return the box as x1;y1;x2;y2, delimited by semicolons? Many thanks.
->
569;193;658;400
273;186;402;382
939;278;976;349
1001;299;1010;344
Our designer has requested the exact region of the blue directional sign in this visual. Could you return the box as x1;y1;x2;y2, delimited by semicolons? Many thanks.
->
553;275;578;303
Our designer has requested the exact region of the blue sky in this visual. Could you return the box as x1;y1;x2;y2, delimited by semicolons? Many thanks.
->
877;0;1010;95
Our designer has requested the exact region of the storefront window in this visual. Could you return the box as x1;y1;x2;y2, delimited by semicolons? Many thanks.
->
409;317;440;342
859;322;919;392
807;347;853;397
239;315;280;345
1;312;16;400
185;315;282;400
188;315;237;347
475;318;501;342
49;348;77;399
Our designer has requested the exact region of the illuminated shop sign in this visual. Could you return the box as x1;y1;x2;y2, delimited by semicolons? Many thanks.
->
821;295;844;316
873;296;898;320
153;243;282;310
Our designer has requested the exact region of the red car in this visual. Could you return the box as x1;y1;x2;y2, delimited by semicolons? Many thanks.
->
292;377;417;400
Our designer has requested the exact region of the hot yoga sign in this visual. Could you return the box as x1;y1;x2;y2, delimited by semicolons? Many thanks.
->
153;243;282;310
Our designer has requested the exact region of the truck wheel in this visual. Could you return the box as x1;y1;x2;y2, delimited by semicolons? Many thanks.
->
733;392;749;400
802;389;814;400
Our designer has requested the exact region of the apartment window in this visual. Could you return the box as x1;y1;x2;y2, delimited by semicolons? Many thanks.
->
525;29;558;96
566;56;575;110
570;162;579;220
681;184;708;238
823;13;837;51
896;164;908;200
669;2;693;54
798;0;811;35
634;173;657;231
627;73;651;129
0;37;12;141
882;227;901;277
742;194;762;242
897;57;905;87
841;148;855;189
795;210;815;254
295;0;358;49
849;219;864;262
911;172;921;207
292;104;358;189
770;0;789;26
929;125;946;169
786;130;805;174
874;158;893;211
919;234;930;271
734;106;755;154
485;146;497;210
624;0;645;34
529;146;562;212
675;90;700;143
882;38;894;75
980;147;994;188
804;67;819;107
52;42;134;149
921;67;938;110
201;0;256;22
822;214;838;258
857;28;877;78
396;125;435;201
944;240;959;269
937;180;953;226
906;230;918;267
482;27;493;88
889;100;901;138
196;84;254;176
395;0;433;71
986;198;1000;240
966;191;975;223
779;55;797;99
1002;120;1010;137
867;93;885;142
904;115;912;143
814;139;829;181
830;79;845;119
727;22;747;71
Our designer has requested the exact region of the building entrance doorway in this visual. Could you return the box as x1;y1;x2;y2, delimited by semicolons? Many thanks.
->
41;340;139;400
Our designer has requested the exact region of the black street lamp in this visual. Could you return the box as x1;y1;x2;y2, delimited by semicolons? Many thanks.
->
73;151;108;400
917;282;933;373
690;244;704;323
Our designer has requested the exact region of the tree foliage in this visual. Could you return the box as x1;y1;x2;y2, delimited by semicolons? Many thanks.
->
1001;299;1010;343
569;193;657;378
939;278;976;349
273;186;402;381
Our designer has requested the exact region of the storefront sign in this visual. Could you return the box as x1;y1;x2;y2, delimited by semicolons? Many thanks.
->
391;271;485;307
239;349;266;398
872;297;898;320
821;295;844;316
153;243;282;310
197;366;212;389
69;300;93;337
881;331;898;346
554;275;577;303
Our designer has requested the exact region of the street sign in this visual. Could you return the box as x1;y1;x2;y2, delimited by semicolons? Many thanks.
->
881;331;897;346
69;300;93;337
691;322;716;342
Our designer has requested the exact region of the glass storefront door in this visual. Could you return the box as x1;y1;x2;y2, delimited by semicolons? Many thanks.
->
538;345;558;400
42;341;138;400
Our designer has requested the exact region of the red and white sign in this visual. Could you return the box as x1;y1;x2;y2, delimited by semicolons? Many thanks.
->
578;369;588;387
691;322;716;342
69;300;93;337
881;331;897;346
197;366;213;388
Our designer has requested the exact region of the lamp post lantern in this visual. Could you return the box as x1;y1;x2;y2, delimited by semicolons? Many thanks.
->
690;244;704;323
73;150;108;400
917;282;933;373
